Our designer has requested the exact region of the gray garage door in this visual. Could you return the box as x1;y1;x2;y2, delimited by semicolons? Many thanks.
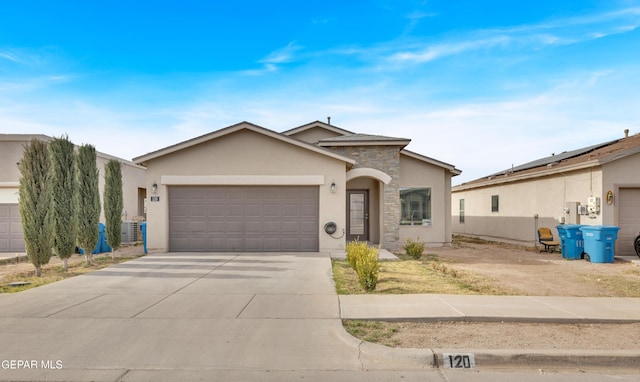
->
169;186;319;252
0;204;25;252
618;188;640;256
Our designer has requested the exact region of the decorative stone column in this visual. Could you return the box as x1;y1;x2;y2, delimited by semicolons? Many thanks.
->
329;145;402;251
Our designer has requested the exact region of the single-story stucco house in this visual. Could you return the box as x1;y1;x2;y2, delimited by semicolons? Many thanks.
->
452;129;640;255
133;121;461;254
0;134;147;252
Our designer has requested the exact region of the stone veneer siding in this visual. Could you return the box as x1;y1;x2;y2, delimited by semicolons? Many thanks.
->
326;145;402;250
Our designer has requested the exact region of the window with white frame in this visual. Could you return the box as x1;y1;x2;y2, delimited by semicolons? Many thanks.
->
400;188;431;226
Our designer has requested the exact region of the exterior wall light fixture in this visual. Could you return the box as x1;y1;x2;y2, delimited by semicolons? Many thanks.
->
330;182;336;193
152;181;158;194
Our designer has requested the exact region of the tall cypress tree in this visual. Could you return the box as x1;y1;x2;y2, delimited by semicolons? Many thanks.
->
104;159;123;259
50;135;78;271
77;144;100;265
19;139;54;277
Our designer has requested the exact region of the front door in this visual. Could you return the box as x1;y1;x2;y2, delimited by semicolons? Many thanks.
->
347;190;369;242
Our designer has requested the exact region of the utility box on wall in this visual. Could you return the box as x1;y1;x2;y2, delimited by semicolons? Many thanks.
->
565;202;580;224
587;196;601;215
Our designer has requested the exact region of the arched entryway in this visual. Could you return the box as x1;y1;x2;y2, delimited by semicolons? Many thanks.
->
345;168;392;244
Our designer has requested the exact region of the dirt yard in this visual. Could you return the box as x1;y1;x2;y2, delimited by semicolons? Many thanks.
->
429;238;640;297
365;238;640;350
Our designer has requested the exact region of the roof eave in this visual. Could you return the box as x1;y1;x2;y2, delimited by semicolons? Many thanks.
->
318;140;411;147
401;149;461;174
453;160;601;192
133;121;356;166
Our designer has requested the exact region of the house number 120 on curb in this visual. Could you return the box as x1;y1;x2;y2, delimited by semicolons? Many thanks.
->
443;353;475;368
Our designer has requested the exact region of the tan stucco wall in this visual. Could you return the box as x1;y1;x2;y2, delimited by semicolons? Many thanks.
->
143;129;347;253
95;155;147;221
0;141;26;183
602;152;640;254
603;153;640;224
399;154;452;246
452;168;604;243
1;137;146;222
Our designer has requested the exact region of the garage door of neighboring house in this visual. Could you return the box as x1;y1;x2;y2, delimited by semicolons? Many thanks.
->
618;188;640;256
0;204;25;252
169;186;319;252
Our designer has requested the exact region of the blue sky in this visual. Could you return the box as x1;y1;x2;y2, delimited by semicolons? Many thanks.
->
1;1;639;185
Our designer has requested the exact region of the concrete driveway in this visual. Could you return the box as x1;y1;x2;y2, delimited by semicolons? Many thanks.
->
0;252;433;381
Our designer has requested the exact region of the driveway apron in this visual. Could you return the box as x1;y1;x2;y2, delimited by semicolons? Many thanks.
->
0;252;391;381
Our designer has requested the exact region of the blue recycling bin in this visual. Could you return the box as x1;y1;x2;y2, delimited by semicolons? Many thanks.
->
100;223;112;253
140;221;147;254
79;223;110;254
579;225;621;263
556;224;584;260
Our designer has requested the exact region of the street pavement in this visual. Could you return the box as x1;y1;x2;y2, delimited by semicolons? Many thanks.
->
0;252;639;381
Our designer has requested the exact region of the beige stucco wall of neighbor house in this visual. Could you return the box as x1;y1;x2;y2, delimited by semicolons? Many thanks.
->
0;140;26;187
399;154;452;246
95;154;147;222
602;152;640;254
603;153;640;224
452;168;604;244
143;129;348;253
0;137;145;221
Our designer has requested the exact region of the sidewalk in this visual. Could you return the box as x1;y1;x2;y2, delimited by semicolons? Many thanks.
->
339;294;640;323
339;293;640;370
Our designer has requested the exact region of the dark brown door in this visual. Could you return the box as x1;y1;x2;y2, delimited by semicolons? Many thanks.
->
347;190;368;242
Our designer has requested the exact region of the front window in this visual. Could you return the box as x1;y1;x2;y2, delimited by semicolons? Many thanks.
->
400;188;431;226
491;195;499;212
459;199;465;223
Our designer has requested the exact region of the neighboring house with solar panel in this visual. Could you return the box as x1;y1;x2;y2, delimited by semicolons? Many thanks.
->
451;129;640;256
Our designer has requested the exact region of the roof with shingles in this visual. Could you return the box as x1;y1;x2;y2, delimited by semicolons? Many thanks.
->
319;133;410;143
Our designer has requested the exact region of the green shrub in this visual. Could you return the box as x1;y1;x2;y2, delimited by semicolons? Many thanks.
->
346;239;368;270
355;246;380;292
404;238;425;259
346;240;380;292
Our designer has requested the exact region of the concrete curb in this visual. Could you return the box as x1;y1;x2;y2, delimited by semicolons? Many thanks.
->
333;324;436;369
336;326;640;371
433;348;640;370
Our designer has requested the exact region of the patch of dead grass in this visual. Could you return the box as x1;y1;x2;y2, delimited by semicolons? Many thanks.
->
332;253;509;295
0;254;143;293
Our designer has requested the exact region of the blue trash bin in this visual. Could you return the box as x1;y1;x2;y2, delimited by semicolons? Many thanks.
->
99;223;112;253
140;221;147;254
78;223;106;255
579;225;621;263
556;224;584;260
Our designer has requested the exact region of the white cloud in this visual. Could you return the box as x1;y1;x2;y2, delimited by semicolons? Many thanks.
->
259;42;302;64
0;51;21;63
378;6;640;66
